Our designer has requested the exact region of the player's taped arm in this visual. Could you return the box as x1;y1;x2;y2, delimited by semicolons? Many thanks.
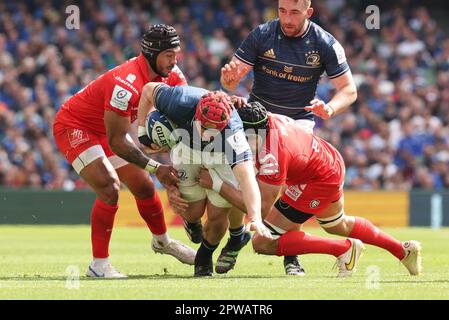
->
327;69;357;116
105;110;161;173
220;56;253;92
137;82;164;146
232;160;262;223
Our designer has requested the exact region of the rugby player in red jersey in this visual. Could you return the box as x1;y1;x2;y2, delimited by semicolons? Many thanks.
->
197;103;422;276
221;0;358;276
53;24;195;278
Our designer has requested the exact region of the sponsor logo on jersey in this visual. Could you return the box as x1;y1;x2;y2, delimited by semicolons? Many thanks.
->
113;76;139;95
177;169;188;181
332;41;347;65
305;51;321;66
285;184;306;201
310;199;320;208
126;73;136;83
226;131;250;155
261;65;314;83
68;128;90;148
263;48;276;59
283;66;293;73
110;85;132;111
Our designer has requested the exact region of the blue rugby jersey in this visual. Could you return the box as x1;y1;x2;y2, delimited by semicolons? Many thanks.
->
154;84;252;167
235;19;350;120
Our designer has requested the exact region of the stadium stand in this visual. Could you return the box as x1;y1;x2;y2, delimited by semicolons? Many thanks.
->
1;0;448;190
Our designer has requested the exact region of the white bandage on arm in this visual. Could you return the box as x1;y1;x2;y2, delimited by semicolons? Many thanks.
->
208;168;224;193
138;125;147;137
316;210;345;229
145;158;161;174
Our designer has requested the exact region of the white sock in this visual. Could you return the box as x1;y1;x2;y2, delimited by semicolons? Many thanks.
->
153;233;170;246
92;257;109;267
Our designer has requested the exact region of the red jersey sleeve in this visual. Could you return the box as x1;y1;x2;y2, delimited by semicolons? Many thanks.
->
103;76;138;117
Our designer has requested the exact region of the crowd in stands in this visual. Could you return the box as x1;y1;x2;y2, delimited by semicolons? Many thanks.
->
1;0;448;190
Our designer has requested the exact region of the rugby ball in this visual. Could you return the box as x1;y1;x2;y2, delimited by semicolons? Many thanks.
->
145;110;178;148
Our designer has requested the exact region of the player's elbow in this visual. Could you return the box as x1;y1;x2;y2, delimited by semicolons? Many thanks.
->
346;83;358;104
108;135;124;156
350;87;357;103
141;82;158;104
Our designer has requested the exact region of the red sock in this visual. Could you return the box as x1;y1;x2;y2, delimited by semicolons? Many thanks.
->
349;217;404;260
135;192;167;235
91;198;118;258
277;231;351;257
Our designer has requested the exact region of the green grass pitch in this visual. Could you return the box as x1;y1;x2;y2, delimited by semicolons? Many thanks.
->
0;225;448;299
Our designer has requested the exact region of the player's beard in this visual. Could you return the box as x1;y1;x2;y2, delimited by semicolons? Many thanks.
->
157;65;174;78
281;20;306;37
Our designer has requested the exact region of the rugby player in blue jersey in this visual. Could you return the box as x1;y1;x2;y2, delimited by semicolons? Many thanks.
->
137;83;272;276
220;0;357;275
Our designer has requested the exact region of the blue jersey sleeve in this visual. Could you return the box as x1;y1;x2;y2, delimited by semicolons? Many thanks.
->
235;27;260;66
154;85;208;127
322;39;350;79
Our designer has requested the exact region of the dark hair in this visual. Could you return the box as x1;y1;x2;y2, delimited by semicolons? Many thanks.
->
141;24;180;76
237;101;269;132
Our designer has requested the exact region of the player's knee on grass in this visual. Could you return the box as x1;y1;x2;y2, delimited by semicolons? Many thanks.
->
252;234;278;255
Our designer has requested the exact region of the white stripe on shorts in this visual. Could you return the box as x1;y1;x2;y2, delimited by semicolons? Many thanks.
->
72;145;105;174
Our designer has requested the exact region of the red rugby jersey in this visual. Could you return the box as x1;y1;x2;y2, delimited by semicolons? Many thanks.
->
55;53;187;134
256;113;344;186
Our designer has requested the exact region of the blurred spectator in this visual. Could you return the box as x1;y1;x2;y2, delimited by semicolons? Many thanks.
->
0;0;449;191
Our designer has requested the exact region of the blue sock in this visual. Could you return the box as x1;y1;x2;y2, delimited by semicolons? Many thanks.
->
228;225;246;248
196;239;218;265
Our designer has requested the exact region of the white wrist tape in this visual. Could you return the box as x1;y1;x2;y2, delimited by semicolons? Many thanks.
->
145;159;161;174
208;169;223;193
138;125;147;137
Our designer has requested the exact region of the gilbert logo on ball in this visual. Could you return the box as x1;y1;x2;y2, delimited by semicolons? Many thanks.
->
145;110;178;148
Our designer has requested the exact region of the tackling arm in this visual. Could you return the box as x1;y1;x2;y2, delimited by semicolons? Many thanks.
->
136;82;170;153
198;167;282;219
137;82;161;128
232;161;261;223
137;82;161;145
257;179;283;218
104;110;178;186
